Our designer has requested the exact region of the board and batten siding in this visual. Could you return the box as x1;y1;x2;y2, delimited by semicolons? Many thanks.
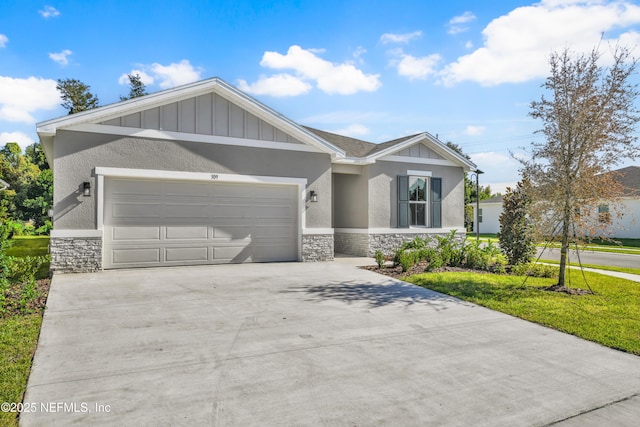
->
100;93;303;144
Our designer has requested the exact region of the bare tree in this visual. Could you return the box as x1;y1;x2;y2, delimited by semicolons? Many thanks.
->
522;46;640;290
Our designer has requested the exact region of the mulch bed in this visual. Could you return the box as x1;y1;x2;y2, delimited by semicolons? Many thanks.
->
361;261;488;281
363;262;594;295
1;279;50;317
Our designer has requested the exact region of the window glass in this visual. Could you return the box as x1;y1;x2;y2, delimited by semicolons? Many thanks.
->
409;177;426;201
410;203;426;226
598;204;610;224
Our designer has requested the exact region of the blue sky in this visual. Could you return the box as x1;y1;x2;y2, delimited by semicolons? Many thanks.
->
2;0;640;192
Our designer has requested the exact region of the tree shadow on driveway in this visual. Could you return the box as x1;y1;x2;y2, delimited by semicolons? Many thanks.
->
281;278;473;310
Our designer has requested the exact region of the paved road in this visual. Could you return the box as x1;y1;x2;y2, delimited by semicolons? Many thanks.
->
537;247;639;268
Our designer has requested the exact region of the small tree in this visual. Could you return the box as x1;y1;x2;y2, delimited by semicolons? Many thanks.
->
120;73;148;101
523;46;640;290
498;180;535;265
56;78;99;114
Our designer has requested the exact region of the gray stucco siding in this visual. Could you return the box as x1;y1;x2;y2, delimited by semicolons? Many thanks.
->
367;161;465;229
332;170;369;229
52;129;332;230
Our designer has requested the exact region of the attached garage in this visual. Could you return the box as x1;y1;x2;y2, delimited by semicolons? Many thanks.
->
103;176;299;269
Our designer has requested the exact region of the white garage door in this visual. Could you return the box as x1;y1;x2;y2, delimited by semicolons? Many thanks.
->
103;178;298;269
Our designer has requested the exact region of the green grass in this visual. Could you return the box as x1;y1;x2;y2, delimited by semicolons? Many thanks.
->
467;233;640;255
407;271;640;355
539;259;640;276
0;314;43;427
0;235;50;426
6;237;50;280
5;236;49;257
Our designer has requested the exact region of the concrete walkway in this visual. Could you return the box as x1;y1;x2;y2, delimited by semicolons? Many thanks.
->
21;261;640;426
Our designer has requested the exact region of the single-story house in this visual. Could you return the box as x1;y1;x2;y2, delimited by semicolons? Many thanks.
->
470;195;503;235
37;77;477;273
470;166;640;238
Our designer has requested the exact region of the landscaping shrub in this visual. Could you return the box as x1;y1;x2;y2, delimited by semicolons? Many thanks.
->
398;250;416;272
498;180;536;265
6;255;49;286
435;230;465;267
512;262;558;278
374;250;385;268
401;236;430;251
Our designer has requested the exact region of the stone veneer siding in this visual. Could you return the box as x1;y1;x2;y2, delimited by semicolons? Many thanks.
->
334;232;369;257
302;234;334;262
335;230;466;257
50;237;102;273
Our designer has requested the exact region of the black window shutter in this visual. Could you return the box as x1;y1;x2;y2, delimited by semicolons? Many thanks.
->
431;177;442;228
397;175;409;228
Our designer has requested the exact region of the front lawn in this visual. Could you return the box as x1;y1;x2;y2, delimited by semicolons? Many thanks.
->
406;271;640;355
0;236;50;427
0;315;43;427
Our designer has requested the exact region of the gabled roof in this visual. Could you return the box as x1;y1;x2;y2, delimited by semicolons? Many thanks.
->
37;77;346;163
304;126;477;171
603;166;640;196
36;76;477;171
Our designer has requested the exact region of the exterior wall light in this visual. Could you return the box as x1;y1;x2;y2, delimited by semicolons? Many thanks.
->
83;181;91;197
309;190;318;203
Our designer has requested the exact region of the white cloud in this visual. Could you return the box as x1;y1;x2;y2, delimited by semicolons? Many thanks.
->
39;5;60;19
0;34;8;48
150;60;202;88
0;131;35;151
448;11;477;34
463;125;487;136
470;151;522;193
237;74;312;97
465;41;474;49
0;76;59;123
118;69;154;85
333;124;370;137
48;49;72;66
243;45;381;96
120;60;202;89
380;31;423;44
441;0;640;86
353;46;367;63
393;52;442;80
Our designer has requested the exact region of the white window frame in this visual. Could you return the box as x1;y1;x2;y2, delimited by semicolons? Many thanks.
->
408;175;430;228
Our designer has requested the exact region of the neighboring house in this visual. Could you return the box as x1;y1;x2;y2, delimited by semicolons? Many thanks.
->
37;77;477;273
595;166;640;238
471;166;640;238
470;195;503;234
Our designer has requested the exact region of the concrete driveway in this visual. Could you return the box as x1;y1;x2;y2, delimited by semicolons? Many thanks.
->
22;259;640;426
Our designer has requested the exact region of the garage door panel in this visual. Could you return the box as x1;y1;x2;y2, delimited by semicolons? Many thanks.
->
165;247;209;262
112;226;161;241
212;226;252;239
165;203;210;218
104;177;298;269
112;248;161;265
165;226;208;240
213;246;251;262
253;245;295;261
252;225;294;237
111;202;163;219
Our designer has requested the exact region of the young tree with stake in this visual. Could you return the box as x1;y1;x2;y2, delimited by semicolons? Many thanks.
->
522;47;640;291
